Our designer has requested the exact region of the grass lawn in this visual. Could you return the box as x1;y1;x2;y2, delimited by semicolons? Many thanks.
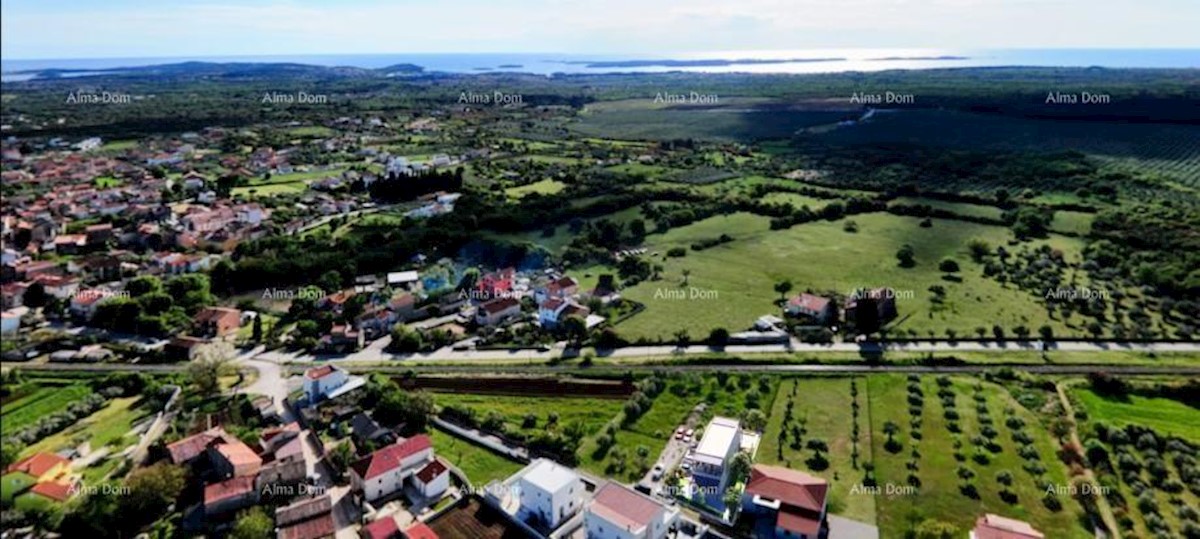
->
1049;211;1096;236
889;197;1005;221
761;192;840;211
868;375;1089;539
13;491;56;512
94;176;124;188
506;178;566;199
2;384;92;431
232;181;307;197
432;393;624;435
759;377;876;524
1;472;36;506
285;126;336;137
1073;388;1200;442
21;397;147;458
429;429;523;487
613;211;1088;342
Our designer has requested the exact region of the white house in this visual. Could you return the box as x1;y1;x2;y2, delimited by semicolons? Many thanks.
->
303;364;353;403
412;459;450;500
514;459;585;530
350;435;435;503
0;311;20;335
692;416;743;501
586;482;678;539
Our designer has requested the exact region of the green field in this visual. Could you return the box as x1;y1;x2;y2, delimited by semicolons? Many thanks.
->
1;472;36;506
1049;210;1096;236
2;384;92;431
505;178;566;199
21;397;147;459
760;377;876;523
868;375;1089;538
1073;388;1200;442
889;197;1005;221
429;429;523;487
607;211;1086;342
432;393;624;435
815;109;1200;186
574;99;851;142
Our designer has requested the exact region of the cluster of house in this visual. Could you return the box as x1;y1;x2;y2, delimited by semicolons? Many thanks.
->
783;288;899;329
471;268;607;331
165;422;336;536
4;452;79;504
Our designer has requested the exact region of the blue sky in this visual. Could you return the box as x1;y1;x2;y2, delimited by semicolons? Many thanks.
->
3;0;1198;59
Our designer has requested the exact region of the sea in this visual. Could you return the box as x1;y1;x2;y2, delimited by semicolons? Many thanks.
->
2;49;1198;81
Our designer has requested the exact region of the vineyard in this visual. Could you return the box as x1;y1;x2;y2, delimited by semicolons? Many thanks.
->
811;110;1200;187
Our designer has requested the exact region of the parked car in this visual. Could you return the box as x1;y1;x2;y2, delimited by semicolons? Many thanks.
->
652;464;664;480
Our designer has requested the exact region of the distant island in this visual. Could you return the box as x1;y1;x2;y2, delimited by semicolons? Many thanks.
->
869;55;970;61
497;64;523;69
569;57;846;68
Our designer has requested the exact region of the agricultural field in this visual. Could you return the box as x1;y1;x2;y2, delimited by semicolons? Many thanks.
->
21;396;148;458
573;99;852;142
813;109;1200;186
1070;384;1200;538
432;393;624;436
1073;388;1200;443
505;178;566;199
889;197;1005;221
428;429;523;487
608;211;1088;342
759;377;876;523
868;374;1089;538
2;383;93;431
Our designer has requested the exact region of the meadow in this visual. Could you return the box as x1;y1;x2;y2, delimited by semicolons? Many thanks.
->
602;211;1087;342
1073;388;1200;442
573;99;851;142
868;375;1089;538
428;429;523;487
2;383;93;431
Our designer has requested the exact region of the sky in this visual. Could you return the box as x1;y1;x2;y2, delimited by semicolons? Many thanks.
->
3;0;1198;59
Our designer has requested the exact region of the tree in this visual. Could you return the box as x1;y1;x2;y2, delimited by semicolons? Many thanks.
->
187;341;234;397
883;420;900;442
938;258;960;273
681;268;692;285
741;409;767;432
914;519;959;539
375;390;435;432
773;280;794;301
231;507;273;539
251;314;263;343
708;327;730;346
896;244;916;268
1;438;25;469
120;462;186;519
23;282;47;308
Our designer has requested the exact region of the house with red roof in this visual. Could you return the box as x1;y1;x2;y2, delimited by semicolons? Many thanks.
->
413;459;449;499
303;364;364;404
785;293;836;326
212;438;263;478
585;482;679;539
740;464;830;539
401;522;439;539
276;494;335;539
192;306;241;338
6;452;75;500
970;514;1044;539
203;475;257;516
166;427;229;465
475;296;521;327
350;435;435;503
30;480;74;502
359;515;400;539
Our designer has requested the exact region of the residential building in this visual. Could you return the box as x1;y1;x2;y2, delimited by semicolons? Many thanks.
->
785;294;836;325
166;427;229;465
303;364;365;403
210;438;263;478
276;494;336;539
692;416;743;500
585;482;679;539
741;465;830;539
0;310;19;334
193;306;241;338
475;296;521;326
970;514;1045;539
204;476;257;516
349;435;435;503
413;459;450;499
360;516;401;539
514;458;585;530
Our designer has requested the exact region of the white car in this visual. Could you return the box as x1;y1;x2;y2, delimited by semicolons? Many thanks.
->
651;464;664;480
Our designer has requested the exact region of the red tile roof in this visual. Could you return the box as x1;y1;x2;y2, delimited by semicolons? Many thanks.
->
745;464;828;514
203;476;255;506
361;516;401;539
788;293;830;313
214;440;262;473
402;522;439;539
589;482;663;533
305;365;337;380
6;452;69;477
30;481;73;502
278;513;335;539
415;459;447;484
973;514;1045;539
480;297;520;314
351;435;432;480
